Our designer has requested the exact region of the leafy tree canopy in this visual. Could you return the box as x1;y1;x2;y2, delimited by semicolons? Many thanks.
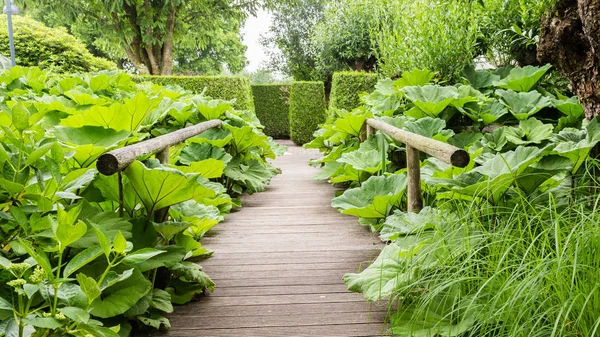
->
21;0;291;75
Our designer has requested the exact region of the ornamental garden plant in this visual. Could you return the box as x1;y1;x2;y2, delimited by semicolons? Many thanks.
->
308;65;600;336
0;67;282;336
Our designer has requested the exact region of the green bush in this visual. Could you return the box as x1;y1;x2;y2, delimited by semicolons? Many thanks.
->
0;15;115;73
289;81;327;145
329;71;378;111
137;75;254;111
251;84;290;138
372;0;479;81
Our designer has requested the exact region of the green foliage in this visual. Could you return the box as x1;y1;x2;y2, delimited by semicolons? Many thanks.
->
24;0;291;75
289;81;327;145
251;84;290;138
475;0;557;66
372;0;479;81
311;0;380;77
329;71;378;111
136;75;255;111
0;66;282;335
310;64;599;336
261;0;325;81
0;15;115;73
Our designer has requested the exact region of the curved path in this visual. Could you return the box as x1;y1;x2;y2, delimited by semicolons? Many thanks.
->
155;140;388;337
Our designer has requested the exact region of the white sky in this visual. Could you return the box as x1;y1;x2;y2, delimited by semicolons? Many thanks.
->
241;10;273;72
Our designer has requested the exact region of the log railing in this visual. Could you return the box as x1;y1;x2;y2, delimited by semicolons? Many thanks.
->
365;118;469;213
96;119;223;219
96;119;223;176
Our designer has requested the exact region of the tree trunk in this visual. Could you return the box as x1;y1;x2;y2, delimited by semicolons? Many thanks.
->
119;3;177;76
537;0;600;120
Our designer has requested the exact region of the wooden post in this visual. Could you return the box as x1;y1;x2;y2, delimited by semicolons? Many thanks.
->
154;147;171;222
366;124;374;138
406;145;423;212
366;119;469;168
97;120;222;175
155;147;170;164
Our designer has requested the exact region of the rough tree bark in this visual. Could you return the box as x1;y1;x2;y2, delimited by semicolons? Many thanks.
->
537;0;600;120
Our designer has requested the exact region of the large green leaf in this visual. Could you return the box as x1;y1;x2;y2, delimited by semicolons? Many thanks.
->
169;201;223;238
463;101;508;125
462;65;500;89
188;128;233;148
390;300;476;337
169;262;214;292
177;158;225;179
60;92;162;132
333;111;368;136
179;143;232;166
90;268;152;318
194;98;232;120
124;161;216;214
395;69;435;87
492;64;552;92
402;85;459;118
337;148;386;174
380;207;440;241
403;117;454;142
474;146;545;179
505;118;554;145
53;126;130;147
225;124;271;156
496;89;552;120
344;234;432;301
331;174;407;218
224;158;278;194
552;118;600;173
63;246;103;277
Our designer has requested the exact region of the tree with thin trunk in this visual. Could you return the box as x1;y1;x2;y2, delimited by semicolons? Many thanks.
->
537;0;600;120
26;0;289;75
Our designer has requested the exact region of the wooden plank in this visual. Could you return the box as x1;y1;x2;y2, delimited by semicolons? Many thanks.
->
211;276;359;288
201;261;370;273
207;267;356;280
173;301;391;317
167;311;387;330
138;323;390;337
209;284;351;297
162;142;388;336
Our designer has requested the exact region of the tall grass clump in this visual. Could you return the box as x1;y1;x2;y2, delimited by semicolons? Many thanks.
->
387;166;600;337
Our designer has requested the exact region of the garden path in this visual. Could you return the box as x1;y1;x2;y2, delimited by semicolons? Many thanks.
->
146;140;388;337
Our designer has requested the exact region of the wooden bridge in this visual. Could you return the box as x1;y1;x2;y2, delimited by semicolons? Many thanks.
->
145;140;390;337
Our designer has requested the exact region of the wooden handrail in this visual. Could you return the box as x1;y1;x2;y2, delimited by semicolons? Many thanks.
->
365;118;470;212
96;119;223;176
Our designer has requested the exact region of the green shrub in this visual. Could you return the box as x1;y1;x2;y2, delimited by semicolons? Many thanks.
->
251;84;290;138
0;15;115;73
372;0;479;81
329;71;378;111
289;81;327;145
137;75;254;111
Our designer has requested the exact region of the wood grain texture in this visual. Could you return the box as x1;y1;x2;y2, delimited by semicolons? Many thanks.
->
97;119;222;175
366;118;469;167
406;145;423;212
136;140;389;337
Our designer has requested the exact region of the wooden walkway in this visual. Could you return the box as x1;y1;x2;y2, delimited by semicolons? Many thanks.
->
151;140;388;336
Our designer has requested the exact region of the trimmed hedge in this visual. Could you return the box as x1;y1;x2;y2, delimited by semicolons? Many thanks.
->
0;15;115;73
289;81;327;145
137;75;255;111
329;71;378;111
251;84;290;138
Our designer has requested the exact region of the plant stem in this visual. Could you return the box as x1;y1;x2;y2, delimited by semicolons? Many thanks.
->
52;250;63;314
